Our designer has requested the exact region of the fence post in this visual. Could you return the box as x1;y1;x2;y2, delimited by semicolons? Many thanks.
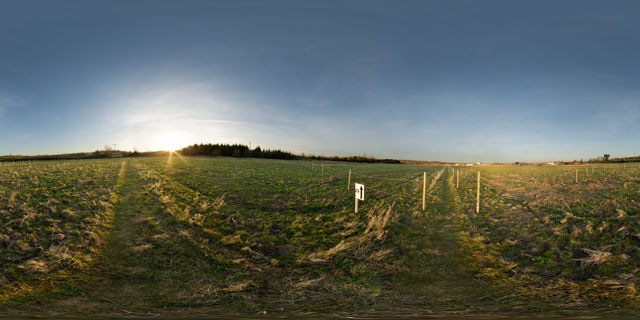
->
456;169;459;188
575;169;578;183
355;195;359;213
347;169;351;190
476;171;480;214
422;172;426;211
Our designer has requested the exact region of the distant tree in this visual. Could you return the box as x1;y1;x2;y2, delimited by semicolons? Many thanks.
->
253;146;262;158
104;145;113;157
603;154;611;161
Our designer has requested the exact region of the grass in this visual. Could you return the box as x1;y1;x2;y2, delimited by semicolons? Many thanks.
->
455;164;640;310
1;157;640;317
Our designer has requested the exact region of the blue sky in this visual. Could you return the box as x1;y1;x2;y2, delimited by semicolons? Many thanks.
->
1;0;639;162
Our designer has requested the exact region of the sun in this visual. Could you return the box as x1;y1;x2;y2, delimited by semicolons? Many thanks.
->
156;131;188;152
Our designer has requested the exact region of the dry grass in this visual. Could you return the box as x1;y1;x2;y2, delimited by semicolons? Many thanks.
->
21;259;48;273
577;248;612;267
300;201;397;264
132;244;153;254
218;281;254;292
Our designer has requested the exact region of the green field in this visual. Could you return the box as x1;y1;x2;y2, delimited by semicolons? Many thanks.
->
1;155;640;317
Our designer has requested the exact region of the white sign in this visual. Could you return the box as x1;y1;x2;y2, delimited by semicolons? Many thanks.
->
355;183;364;201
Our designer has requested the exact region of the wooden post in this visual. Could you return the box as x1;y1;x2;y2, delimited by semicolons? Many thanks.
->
575;169;578;183
456;169;459;188
476;171;480;214
347;169;351;190
422;172;426;211
321;163;324;177
355;196;359;213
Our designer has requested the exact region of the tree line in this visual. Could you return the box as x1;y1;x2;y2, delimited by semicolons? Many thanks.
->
1;143;402;164
178;144;298;160
0;151;164;162
178;143;401;164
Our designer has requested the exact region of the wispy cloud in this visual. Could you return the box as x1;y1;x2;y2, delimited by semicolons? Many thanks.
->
194;119;250;125
594;99;640;136
0;92;21;118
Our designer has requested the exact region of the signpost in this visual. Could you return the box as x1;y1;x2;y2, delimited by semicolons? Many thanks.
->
355;183;364;213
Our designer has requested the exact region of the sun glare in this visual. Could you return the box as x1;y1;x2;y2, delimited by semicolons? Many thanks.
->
156;131;188;152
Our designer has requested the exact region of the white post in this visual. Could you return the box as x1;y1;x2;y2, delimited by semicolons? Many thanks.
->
355;195;359;213
476;171;480;214
422;172;426;211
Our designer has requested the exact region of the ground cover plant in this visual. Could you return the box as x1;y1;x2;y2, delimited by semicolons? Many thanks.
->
129;155;438;311
0;159;125;297
454;164;640;309
1;156;640;317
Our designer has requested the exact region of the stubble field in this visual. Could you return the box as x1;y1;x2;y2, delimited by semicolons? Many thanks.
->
1;155;640;318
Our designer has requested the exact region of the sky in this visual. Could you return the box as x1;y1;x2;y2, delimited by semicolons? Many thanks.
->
1;0;640;162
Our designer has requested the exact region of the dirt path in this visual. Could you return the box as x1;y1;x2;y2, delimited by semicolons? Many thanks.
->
388;167;499;313
427;167;445;194
54;161;224;315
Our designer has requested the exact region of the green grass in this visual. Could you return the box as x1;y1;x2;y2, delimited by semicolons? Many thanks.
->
455;164;640;309
1;157;640;317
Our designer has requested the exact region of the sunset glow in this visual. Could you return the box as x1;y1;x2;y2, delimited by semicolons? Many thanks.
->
155;131;188;152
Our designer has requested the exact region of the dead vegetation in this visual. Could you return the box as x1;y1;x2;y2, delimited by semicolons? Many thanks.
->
455;164;640;309
3;158;640;316
0;160;125;298
299;201;396;264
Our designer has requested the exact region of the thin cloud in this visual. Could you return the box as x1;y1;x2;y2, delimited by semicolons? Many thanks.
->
0;93;21;118
194;119;250;125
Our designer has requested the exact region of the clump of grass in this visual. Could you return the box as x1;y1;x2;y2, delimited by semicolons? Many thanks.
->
577;248;612;268
299;201;397;263
21;259;49;273
132;244;153;253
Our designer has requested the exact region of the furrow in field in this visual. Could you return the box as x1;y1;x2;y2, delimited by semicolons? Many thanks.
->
427;168;445;195
53;160;248;313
